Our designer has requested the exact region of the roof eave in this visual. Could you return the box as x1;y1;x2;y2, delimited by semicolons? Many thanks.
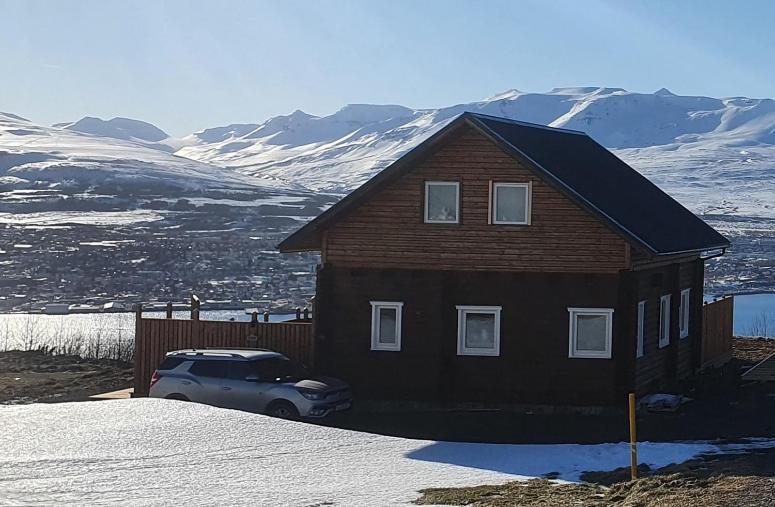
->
653;241;731;257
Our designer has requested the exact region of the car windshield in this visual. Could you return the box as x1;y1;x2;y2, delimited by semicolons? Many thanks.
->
253;357;308;382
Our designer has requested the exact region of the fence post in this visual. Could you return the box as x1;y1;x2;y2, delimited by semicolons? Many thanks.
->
263;311;270;323
628;392;638;480
190;295;200;321
166;302;173;319
303;307;310;321
296;307;302;320
251;311;258;325
133;303;143;397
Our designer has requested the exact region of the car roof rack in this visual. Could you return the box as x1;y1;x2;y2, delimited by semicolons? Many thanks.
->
165;348;275;359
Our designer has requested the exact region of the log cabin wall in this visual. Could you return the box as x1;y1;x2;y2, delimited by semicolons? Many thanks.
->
633;257;704;394
315;265;624;406
324;125;630;274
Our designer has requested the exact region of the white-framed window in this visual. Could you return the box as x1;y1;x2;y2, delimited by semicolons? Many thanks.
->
424;181;460;223
679;288;690;339
636;301;646;358
490;182;531;225
456;306;501;356
659;294;671;348
568;308;614;359
370;301;403;351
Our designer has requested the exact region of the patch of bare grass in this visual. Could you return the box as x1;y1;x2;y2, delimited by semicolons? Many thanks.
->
414;449;775;506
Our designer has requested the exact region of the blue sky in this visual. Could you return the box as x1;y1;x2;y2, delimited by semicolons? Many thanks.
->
2;0;774;135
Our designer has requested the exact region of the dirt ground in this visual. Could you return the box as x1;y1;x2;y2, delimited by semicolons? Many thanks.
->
415;474;775;507
416;448;775;506
732;336;775;364
0;350;133;404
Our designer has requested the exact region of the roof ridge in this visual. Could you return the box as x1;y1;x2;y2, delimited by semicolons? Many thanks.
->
464;111;587;136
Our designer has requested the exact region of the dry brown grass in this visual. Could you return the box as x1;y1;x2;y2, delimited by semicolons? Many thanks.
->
734;336;775;365
415;475;775;507
415;448;775;506
0;350;133;404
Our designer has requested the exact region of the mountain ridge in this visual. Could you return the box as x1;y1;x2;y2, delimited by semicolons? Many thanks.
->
170;87;775;220
3;86;775;219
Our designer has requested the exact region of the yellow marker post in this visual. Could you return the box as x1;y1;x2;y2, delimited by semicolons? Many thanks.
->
628;392;638;480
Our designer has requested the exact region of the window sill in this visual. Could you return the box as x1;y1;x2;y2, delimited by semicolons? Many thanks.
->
568;352;612;359
457;350;500;357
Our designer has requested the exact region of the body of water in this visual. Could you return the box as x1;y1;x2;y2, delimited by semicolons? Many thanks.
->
726;293;775;337
0;311;296;360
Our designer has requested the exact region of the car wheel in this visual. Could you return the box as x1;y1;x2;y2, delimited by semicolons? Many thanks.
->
266;400;300;420
165;393;189;401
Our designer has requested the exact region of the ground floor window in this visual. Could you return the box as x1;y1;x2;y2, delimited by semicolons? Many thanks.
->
456;306;502;356
636;301;646;358
568;308;614;359
659;294;671;348
370;301;403;351
679;288;690;338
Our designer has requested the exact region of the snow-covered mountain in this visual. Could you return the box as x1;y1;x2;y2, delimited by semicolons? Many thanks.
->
0;112;284;195
176;87;775;218
3;87;775;219
53;116;176;152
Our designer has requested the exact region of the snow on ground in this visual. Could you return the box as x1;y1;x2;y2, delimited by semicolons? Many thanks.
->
0;210;164;226
1;399;773;506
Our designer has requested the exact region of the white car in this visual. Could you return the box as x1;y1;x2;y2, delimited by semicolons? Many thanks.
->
148;349;352;419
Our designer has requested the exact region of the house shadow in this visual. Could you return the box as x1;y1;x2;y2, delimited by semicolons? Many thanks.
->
404;441;621;480
404;440;775;482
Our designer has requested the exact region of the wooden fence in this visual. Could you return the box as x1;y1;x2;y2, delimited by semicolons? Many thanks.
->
133;302;314;397
701;296;734;369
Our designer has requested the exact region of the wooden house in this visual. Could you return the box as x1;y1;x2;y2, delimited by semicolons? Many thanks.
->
278;112;730;406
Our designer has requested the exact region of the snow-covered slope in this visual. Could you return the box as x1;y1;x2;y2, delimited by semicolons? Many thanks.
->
177;88;775;218
0;112;282;194
2;399;772;506
54;116;176;152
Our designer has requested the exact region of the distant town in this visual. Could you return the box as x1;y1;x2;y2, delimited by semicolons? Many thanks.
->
0;203;320;314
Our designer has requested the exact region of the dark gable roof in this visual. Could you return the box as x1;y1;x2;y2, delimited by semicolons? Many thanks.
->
279;112;729;255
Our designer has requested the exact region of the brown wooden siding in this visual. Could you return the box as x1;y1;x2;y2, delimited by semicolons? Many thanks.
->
315;265;625;406
633;259;704;394
324;125;630;273
133;316;314;397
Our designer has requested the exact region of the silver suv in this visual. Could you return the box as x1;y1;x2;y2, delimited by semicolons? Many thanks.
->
148;349;352;419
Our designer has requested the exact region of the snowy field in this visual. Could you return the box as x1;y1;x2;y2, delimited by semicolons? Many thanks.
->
1;400;773;506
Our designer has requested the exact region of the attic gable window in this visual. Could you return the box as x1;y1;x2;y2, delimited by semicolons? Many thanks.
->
491;182;531;225
425;181;460;223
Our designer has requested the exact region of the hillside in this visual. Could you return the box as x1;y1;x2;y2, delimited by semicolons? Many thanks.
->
0;112;284;196
176;87;775;219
